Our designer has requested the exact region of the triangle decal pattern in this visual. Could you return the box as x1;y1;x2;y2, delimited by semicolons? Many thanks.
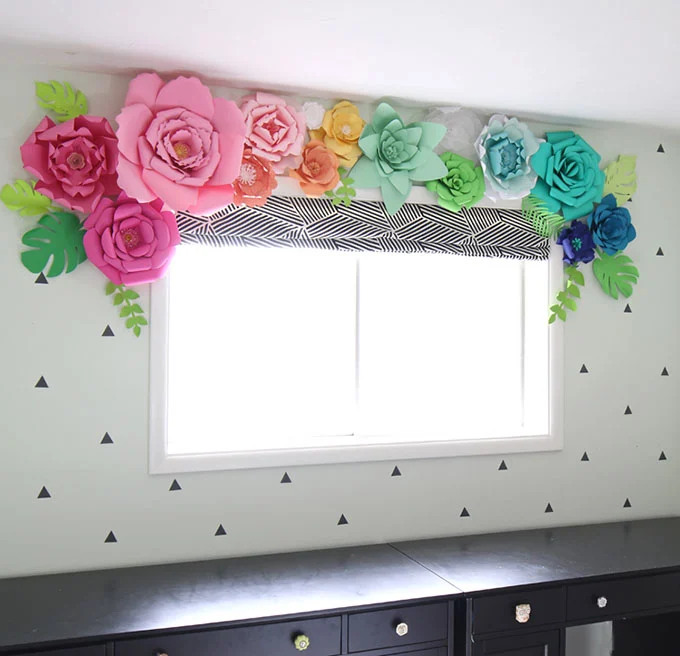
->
498;460;507;471
624;304;632;313
37;486;51;499
659;451;667;461
460;507;470;517
100;432;113;444
337;514;348;525
545;503;554;513
581;452;590;462
215;524;227;536
105;531;117;543
623;498;632;508
35;273;48;284
280;472;292;484
35;376;48;388
102;325;115;337
391;466;402;477
580;364;589;373
169;479;182;491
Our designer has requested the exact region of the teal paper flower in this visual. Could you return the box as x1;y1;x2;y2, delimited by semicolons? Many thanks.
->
530;131;605;221
350;103;447;215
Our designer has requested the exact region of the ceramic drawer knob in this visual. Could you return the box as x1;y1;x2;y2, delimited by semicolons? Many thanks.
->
515;603;531;623
294;635;310;651
395;622;409;637
597;596;608;609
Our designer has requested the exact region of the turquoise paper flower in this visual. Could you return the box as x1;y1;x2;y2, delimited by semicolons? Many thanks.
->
530;131;605;221
350;103;447;215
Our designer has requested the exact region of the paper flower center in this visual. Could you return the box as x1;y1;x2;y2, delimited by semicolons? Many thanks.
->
341;124;352;136
121;227;141;250
239;163;258;186
173;142;191;160
572;237;582;250
307;161;321;175
67;152;86;170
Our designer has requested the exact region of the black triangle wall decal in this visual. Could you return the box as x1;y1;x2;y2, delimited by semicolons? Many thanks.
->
100;432;113;444
657;247;664;256
169;479;182;491
215;524;227;536
102;325;115;337
37;486;51;499
35;273;48;284
105;531;117;543
337;514;348;525
580;364;589;373
391;466;401;477
623;498;632;508
657;144;665;153
280;472;292;484
624;405;632;415
624;304;632;313
498;460;507;471
661;367;669;376
545;503;554;513
35;376;48;388
659;451;667;461
460;507;470;517
581;452;590;462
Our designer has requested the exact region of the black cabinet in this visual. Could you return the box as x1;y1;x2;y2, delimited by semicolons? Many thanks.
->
471;630;560;656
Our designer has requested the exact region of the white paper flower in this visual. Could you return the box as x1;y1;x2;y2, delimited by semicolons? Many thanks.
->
302;102;326;130
423;107;485;162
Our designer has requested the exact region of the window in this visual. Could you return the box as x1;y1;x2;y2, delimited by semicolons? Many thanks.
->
150;238;563;473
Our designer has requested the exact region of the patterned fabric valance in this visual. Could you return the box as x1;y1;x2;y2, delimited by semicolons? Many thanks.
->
176;196;550;260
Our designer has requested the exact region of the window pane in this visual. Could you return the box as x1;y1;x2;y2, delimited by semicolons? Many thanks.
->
166;246;357;454
356;252;524;439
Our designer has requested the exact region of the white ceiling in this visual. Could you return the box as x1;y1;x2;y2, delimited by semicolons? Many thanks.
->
2;0;679;131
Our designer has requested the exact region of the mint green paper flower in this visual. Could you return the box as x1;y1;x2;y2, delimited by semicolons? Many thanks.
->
350;103;447;215
425;152;485;213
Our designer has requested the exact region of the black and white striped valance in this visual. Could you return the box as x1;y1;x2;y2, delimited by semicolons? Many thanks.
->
176;196;550;260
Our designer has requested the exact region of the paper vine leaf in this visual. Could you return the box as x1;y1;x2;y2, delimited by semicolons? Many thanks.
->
603;155;637;206
105;282;147;337
592;250;639;300
35;81;88;123
549;265;584;323
21;211;87;277
1;180;57;217
521;195;565;239
324;167;357;207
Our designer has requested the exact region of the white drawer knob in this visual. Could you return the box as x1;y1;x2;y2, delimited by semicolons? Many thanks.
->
395;622;409;637
597;596;608;609
515;604;531;623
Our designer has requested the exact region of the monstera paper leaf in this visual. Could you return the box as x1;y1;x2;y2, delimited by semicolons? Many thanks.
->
1;180;56;217
603;155;637;206
592;250;639;299
35;81;88;123
21;212;87;277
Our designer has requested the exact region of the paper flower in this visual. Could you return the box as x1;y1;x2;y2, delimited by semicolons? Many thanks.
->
425;152;485;213
423;107;484;162
20;115;119;214
556;221;595;265
233;148;278;207
475;115;542;201
302;101;326;130
310;101;366;168
115;73;246;215
83;193;180;285
351;103;447;215
530;131;605;221
241;92;306;174
587;193;636;255
289;141;340;196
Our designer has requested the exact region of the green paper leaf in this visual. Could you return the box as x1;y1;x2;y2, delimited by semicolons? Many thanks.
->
35;80;88;123
113;293;124;305
105;282;117;296
556;307;567;321
125;316;136;329
120;306;133;318
123;289;140;300
107;284;146;336
1;180;56;217
136;316;148;326
521;195;565;239
567;266;585;286
21;211;87;277
130;304;143;314
592;250;639;299
133;325;141;338
603;155;637;206
567;284;581;298
563;297;578;311
548;313;557;324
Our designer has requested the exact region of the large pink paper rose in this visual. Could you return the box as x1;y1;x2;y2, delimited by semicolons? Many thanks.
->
83;193;180;285
115;73;246;214
20;115;119;214
241;92;306;173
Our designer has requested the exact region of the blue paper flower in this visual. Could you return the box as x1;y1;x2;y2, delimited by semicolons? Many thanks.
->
556;221;595;265
587;193;636;255
475;115;542;201
530;131;605;221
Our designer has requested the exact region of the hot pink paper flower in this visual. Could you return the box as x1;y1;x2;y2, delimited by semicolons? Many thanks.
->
241;92;306;174
115;73;246;214
20;115;119;214
83;193;180;285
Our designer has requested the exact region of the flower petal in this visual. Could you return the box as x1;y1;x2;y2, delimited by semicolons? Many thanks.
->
142;168;198;212
115;104;154;165
409;149;449;182
350;156;383;188
117;155;157;203
209;97;246;185
186;185;234;214
125;72;164;107
155;76;215;120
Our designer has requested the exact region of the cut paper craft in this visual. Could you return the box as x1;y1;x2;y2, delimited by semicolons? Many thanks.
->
21;212;87;277
661;367;669;376
215;524;227;536
521;195;565;239
549;265;584;323
624;304;632;313
545;503;554;513
592;251;639;300
657;248;664;256
34;273;48;284
37;486;51;499
623;498;632;508
391;466;402;477
337;514;349;525
105;283;147;338
659;451;667;461
1;180;56;217
280;472;292;484
657;144;665;153
169;479;182;491
35;80;88;123
102;325;115;337
603;155;638;206
581;452;590;461
460;507;470;517
104;531;117;543
624;405;632;415
498;460;508;471
100;432;113;444
35;376;48;388
324;167;356;207
580;364;589;373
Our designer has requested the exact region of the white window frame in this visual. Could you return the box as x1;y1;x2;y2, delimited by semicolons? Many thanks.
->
148;190;564;474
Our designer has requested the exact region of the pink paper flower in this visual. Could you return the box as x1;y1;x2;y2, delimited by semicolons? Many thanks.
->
241;92;306;173
20;115;119;214
115;73;246;214
83;193;180;285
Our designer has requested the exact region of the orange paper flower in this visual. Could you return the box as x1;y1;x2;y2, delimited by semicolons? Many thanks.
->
290;141;340;197
233;148;277;207
309;101;365;168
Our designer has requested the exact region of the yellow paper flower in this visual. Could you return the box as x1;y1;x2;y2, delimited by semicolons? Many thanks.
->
310;101;365;168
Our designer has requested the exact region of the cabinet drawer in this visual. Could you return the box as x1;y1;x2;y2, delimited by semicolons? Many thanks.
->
567;572;680;621
348;602;448;652
10;648;105;656
471;587;566;635
115;616;341;656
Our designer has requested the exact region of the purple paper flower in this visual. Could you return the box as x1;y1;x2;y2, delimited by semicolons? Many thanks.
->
557;220;595;265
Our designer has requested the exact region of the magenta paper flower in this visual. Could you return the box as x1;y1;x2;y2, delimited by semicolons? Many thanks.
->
83;193;180;285
20;115;119;214
241;92;306;173
115;73;246;214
